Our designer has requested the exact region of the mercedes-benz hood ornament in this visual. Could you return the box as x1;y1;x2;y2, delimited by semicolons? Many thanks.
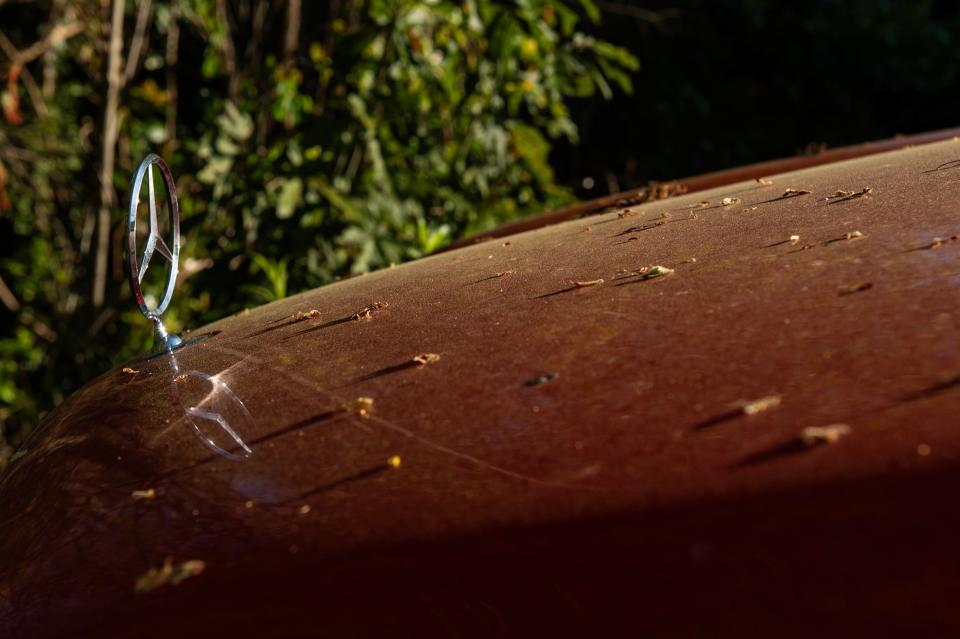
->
126;153;182;352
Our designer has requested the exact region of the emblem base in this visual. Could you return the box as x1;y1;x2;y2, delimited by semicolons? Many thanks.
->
150;316;183;353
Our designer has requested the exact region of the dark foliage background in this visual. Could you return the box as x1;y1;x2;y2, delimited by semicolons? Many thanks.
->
2;0;959;461
560;0;960;196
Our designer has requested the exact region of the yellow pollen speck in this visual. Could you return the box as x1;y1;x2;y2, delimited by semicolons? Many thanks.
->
388;455;402;468
917;444;932;457
298;504;311;515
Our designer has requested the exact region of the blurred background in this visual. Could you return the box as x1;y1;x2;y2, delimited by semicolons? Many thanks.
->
1;0;959;459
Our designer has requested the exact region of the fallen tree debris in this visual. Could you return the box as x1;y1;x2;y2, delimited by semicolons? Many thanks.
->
571;278;604;288
345;397;375;418
824;187;873;202
634;265;674;280
292;309;321;321
352;301;388;321
929;235;958;248
526;373;558;387
135;558;206;594
801;424;851;446
740;395;782;416
839;282;873;296
412;353;441;366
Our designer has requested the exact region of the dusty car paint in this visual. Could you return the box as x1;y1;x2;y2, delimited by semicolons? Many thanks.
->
1;138;959;636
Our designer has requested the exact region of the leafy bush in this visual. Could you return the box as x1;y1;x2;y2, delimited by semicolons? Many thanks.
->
0;0;636;458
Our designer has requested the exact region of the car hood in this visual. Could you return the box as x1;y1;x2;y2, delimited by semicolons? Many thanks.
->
2;137;959;636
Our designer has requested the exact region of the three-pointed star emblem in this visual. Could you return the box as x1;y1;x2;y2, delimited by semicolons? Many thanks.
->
136;164;175;284
127;154;180;320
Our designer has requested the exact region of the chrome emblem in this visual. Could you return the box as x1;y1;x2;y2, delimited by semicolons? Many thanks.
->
127;154;182;351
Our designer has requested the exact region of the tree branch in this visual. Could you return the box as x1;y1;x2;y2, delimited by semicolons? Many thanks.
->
41;0;68;99
215;0;239;98
0;273;19;313
3;20;85;68
92;0;125;307
284;0;301;66
123;0;153;83
249;0;268;76
163;0;180;154
0;32;48;119
0;156;10;210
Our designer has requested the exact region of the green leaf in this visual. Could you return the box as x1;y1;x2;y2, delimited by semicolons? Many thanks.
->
578;0;602;24
508;122;554;185
276;177;303;219
217;101;254;141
